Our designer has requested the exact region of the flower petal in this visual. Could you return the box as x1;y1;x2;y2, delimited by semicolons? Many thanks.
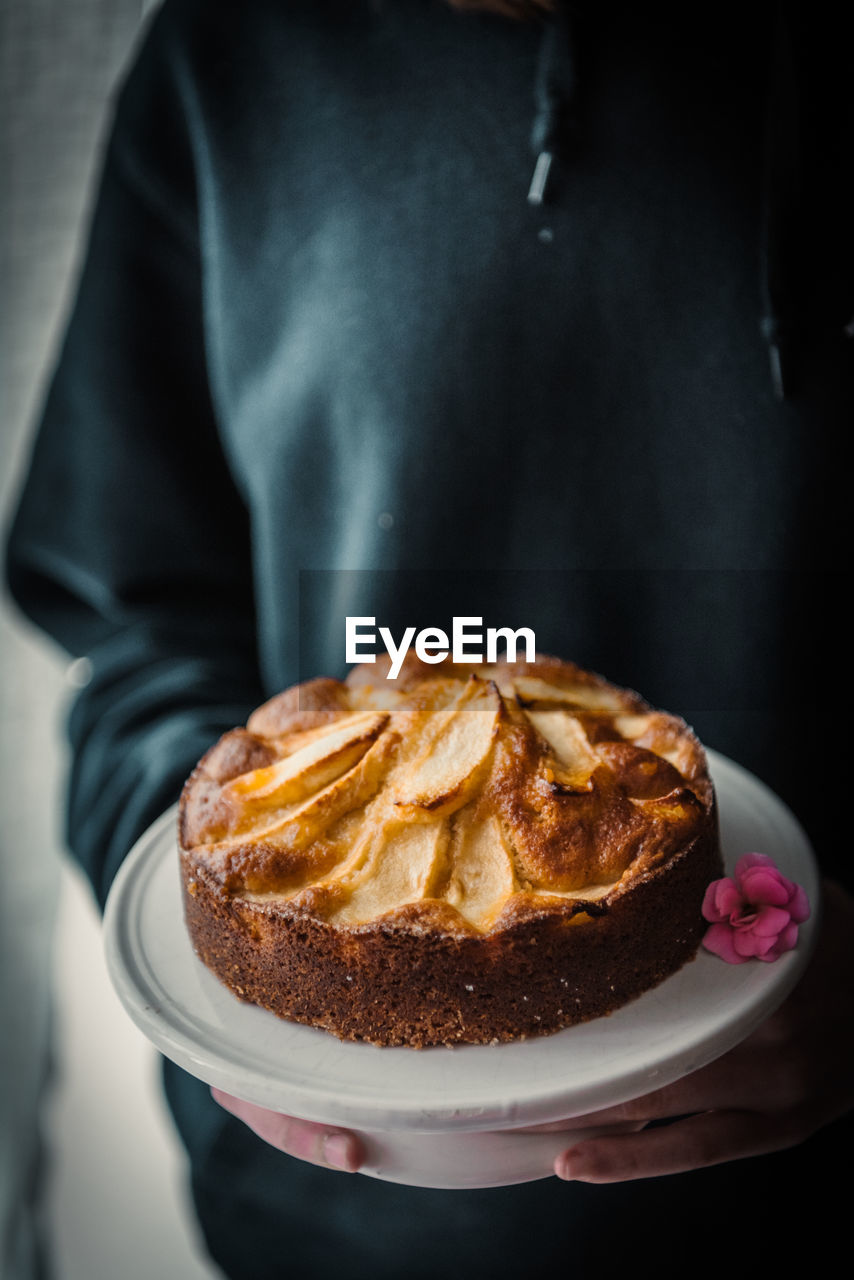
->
701;882;722;922
738;866;790;907
774;921;799;955
718;884;745;917
751;905;792;937
788;885;811;923
733;928;777;957
702;923;748;964
703;877;742;922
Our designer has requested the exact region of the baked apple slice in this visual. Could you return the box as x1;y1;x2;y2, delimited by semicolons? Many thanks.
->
331;817;450;924
444;810;517;928
522;707;599;793
393;678;502;814
224;711;388;808
209;729;396;854
513;675;626;715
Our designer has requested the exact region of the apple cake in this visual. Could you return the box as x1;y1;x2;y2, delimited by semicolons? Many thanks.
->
179;653;721;1047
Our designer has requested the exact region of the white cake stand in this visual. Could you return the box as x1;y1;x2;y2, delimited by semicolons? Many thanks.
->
104;750;820;1189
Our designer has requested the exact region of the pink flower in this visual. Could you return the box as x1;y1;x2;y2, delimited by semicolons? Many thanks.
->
701;853;810;964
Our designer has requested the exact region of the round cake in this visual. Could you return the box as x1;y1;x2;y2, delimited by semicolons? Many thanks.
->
179;652;722;1047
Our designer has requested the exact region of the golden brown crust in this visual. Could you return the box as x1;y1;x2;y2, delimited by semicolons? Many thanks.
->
178;653;722;1046
246;676;352;737
181;825;720;1047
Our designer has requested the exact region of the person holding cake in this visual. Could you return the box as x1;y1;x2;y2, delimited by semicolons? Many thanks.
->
6;0;853;1275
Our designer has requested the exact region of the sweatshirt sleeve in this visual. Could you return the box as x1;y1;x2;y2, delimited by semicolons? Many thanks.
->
5;8;265;909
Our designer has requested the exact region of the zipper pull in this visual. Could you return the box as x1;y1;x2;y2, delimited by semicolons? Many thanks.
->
527;150;553;206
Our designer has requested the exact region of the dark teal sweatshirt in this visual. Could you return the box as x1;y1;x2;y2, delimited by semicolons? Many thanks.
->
6;2;852;1274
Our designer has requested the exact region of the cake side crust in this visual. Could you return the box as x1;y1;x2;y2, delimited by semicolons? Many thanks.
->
180;816;722;1048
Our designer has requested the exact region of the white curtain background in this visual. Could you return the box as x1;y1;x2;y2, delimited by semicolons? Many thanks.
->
1;3;220;1277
